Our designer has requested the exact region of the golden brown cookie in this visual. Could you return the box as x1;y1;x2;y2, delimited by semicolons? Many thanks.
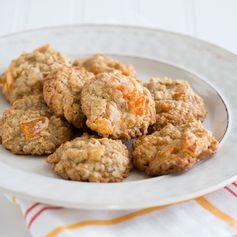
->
81;72;156;139
43;66;94;128
0;95;72;155
132;121;218;176
47;134;132;182
73;54;135;76
0;45;71;103
146;77;206;131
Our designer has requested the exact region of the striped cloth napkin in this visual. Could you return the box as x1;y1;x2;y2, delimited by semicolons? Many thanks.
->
9;182;237;237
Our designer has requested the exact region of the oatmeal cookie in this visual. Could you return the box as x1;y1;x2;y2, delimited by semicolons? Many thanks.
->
47;134;132;182
12;92;52;112
0;45;71;103
73;54;135;76
132;121;218;176
146;77;206;131
43;66;94;128
0;95;72;155
81;72;156;139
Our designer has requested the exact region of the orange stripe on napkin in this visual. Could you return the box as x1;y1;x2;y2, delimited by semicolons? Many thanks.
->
11;196;17;204
46;196;237;237
46;204;170;237
196;197;237;232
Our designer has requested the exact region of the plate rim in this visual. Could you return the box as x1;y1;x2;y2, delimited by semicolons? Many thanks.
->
1;23;237;61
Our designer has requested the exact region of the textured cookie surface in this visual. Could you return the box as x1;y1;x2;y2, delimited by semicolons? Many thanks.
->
0;95;72;155
47;134;132;182
81;72;156;139
132;121;218;176
146;78;206;131
0;45;71;103
43;66;94;128
73;54;135;76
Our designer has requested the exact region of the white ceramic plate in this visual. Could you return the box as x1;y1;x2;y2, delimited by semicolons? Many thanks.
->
0;25;235;210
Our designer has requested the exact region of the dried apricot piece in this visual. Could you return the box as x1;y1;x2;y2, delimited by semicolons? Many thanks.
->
20;116;49;140
113;84;149;116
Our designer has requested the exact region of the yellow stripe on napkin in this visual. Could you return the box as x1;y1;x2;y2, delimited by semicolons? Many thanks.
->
196;197;237;232
46;204;170;237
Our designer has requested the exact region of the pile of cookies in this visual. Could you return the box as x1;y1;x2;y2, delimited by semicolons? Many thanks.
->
0;45;219;182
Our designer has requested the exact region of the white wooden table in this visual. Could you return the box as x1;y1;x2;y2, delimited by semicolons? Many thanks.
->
0;0;237;236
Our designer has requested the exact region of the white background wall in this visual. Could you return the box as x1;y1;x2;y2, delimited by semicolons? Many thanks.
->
0;0;237;236
1;0;237;53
